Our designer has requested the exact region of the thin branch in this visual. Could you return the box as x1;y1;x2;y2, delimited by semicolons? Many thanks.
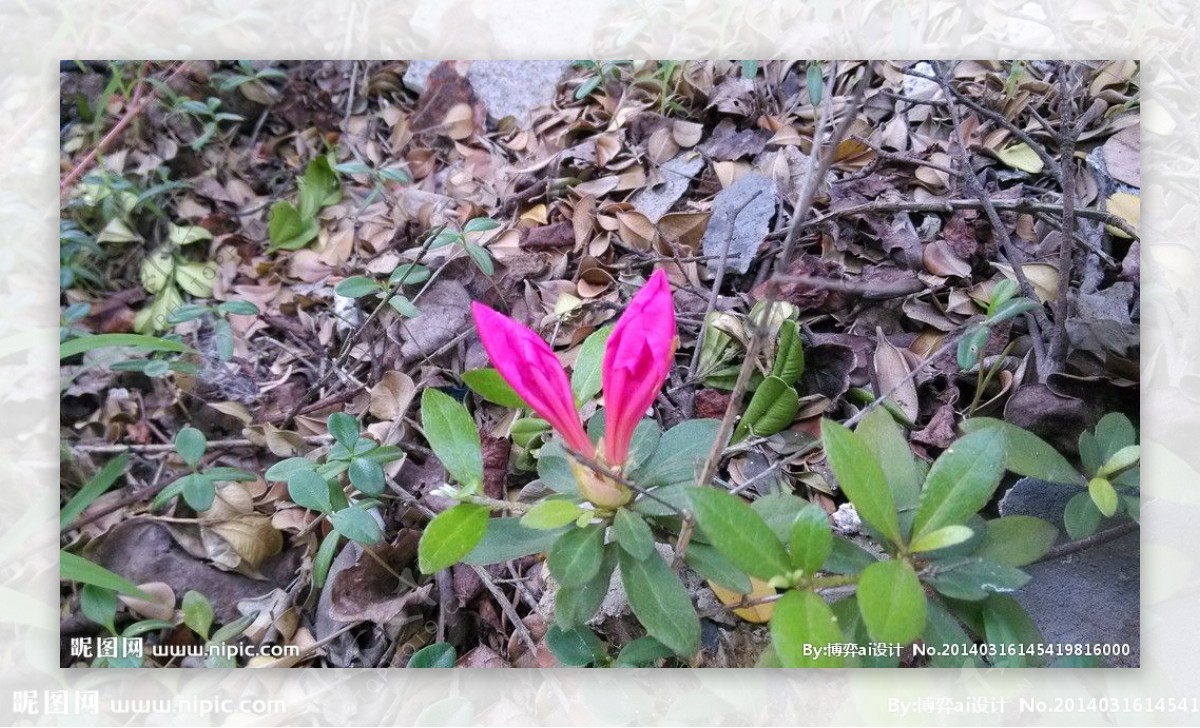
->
1035;521;1138;563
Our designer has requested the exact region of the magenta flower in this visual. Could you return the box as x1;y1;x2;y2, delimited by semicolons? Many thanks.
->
470;270;677;506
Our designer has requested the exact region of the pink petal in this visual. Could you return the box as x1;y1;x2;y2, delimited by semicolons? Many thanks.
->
471;302;593;457
601;269;676;466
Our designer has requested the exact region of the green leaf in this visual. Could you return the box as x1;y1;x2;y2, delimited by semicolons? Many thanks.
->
684;541;752;594
732;375;799;442
911;429;1005;540
212;318;234;361
298;155;341;218
987;297;1040;324
631;419;723;489
288;469;336;512
265;457;315;481
80;584;118;634
982;595;1046;667
175;427;207;468
771;319;805;385
408;642;457;668
536;440;581;497
908;525;975;553
545;625;606;666
555;543;617;628
570;326;614;404
61;333;188;360
60;551;148;598
1092;412;1137;463
462;368;528;409
348;457;386;496
988;278;1018;311
959;418;1085;486
521;499;585;530
463;217;501;233
689;488;791;581
825;537;878;575
182;590;214;639
547;524;605;587
181;473;215;511
927;558;1030;601
123;619;177;638
615;636;674;667
924;598;985;667
750;492;812;543
613;509;655;560
266;200;319;251
977;516;1058;566
330;506;384;545
856;560;925;644
829;596;899;668
327;412;359;450
464;242;494;275
956;324;991;370
419;504;489;573
1064;491;1101;539
388;295;421;318
788;506;832;574
463;518;565;565
806;63;824;107
388;263;431;286
61;452;128;529
335;276;383;298
619;547;700;657
771;589;844;667
1098;445;1140;478
313;531;341;588
1088;477;1119;517
821;420;902;545
856;407;922;514
420;389;484;491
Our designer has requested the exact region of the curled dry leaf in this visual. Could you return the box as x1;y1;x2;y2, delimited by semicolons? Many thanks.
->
991;262;1060;303
873;329;920;422
922;240;972;278
119;582;176;622
369;370;416;421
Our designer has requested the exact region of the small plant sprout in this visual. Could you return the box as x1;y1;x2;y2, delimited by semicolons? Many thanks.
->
472;269;676;507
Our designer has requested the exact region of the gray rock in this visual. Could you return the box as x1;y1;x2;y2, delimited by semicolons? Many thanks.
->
999;477;1081;523
404;60;569;127
1014;532;1140;667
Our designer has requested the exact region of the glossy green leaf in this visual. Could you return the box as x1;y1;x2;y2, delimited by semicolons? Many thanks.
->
81;584;118;634
327;412;359;450
266;200;318;251
1098;445;1140;478
631;419;722;489
520;499;585;530
545;624;606;666
619;547;700;657
821;420;902;545
570;325;614;404
911;429;1005;540
330;506;384;545
908;524;974;553
548;524;605;587
182;590;214;639
175;427;207;468
60;551;149;598
555;543;617;628
689;488;791;581
348;457;386;496
856;560;925;644
788;506;832;574
750;492;811;543
959;418;1084;486
956;324;990;370
408;642;456;668
771;589;844;667
927;558;1030;601
612;509;655;560
419;503;489;573
1088;476;1119;517
61;333;187;359
420;389;484;491
1064;491;1101;539
977;516;1057;566
982;595;1046;667
463;518;565;565
313;531;341;588
771;319;805;385
61;452;128;530
288;470;336;513
733;375;799;443
856;407;922;514
615;636;674;667
684;541;752;594
462;368;528;409
334;276;382;298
